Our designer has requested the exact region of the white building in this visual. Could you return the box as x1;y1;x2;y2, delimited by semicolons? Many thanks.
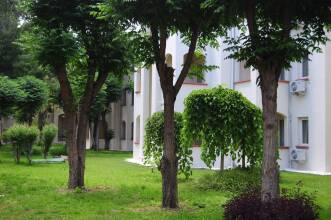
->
1;84;134;152
132;31;331;175
54;89;134;151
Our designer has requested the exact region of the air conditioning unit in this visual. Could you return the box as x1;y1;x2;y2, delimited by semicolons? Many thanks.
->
290;149;306;161
290;80;307;95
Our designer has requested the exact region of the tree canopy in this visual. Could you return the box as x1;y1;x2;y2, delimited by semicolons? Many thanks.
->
15;75;49;125
182;86;263;169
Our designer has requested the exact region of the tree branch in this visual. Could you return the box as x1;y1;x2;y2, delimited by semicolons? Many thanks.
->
55;64;76;113
245;0;257;37
174;27;200;95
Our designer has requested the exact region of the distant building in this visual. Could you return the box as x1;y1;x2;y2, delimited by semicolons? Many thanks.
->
0;81;134;152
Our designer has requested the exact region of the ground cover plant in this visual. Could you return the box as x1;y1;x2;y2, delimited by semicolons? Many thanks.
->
1;149;331;220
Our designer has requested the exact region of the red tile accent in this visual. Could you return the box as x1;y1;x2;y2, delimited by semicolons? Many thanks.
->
234;80;251;85
296;145;309;149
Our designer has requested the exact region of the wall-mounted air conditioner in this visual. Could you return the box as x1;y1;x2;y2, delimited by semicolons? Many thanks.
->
290;80;307;95
290;149;306;161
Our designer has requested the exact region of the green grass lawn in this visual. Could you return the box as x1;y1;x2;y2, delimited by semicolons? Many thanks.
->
0;148;331;220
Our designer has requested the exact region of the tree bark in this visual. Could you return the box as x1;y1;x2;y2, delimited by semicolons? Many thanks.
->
65;112;80;189
15;147;20;164
220;153;225;171
0;115;3;146
89;120;95;151
102;111;110;150
92;116;100;151
260;69;280;202
242;149;246;169
160;92;178;209
55;65;81;189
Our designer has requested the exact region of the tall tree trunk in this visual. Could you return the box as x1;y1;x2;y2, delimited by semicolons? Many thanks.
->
0;115;3;146
65;112;79;189
92;116;100;151
75;108;90;188
102;111;110;151
38;110;48;131
55;65;80;189
15;146;20;164
242;149;246;169
260;69;280;202
220;153;225;171
89;120;95;151
160;92;178;209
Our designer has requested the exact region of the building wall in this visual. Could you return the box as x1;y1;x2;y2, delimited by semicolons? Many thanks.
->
133;33;331;174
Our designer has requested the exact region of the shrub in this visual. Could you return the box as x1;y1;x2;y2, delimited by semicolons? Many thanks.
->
197;167;260;195
223;185;319;220
41;124;58;158
49;144;67;156
32;145;42;156
2;124;39;164
144;111;192;178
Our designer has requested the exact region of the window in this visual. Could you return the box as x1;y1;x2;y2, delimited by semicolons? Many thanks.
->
121;121;126;140
278;119;285;146
183;53;206;84
236;61;250;82
302;56;309;77
121;91;126;106
131;91;134;106
279;69;285;81
165;54;172;67
131;122;134;140
302;119;309;144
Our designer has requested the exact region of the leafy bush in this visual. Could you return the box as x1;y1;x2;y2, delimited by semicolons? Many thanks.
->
223;185;319;220
32;145;42;156
144;111;192;178
2;124;39;164
49;144;67;156
197;167;260;195
41;124;58;158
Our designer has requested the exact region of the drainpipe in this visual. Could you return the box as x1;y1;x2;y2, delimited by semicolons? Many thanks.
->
230;28;236;168
288;71;293;169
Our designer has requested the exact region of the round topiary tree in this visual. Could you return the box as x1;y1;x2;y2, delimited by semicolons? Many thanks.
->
144;111;192;178
15;76;49;125
182;86;263;170
2;124;39;164
41;124;58;159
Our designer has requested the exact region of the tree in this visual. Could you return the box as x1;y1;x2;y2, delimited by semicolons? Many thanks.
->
41;124;58;159
15;75;49;125
2;124;39;164
206;0;331;201
182;86;263;170
144;111;192;179
0;76;22;145
29;0;133;189
0;0;20;77
108;0;230;208
89;76;123;151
